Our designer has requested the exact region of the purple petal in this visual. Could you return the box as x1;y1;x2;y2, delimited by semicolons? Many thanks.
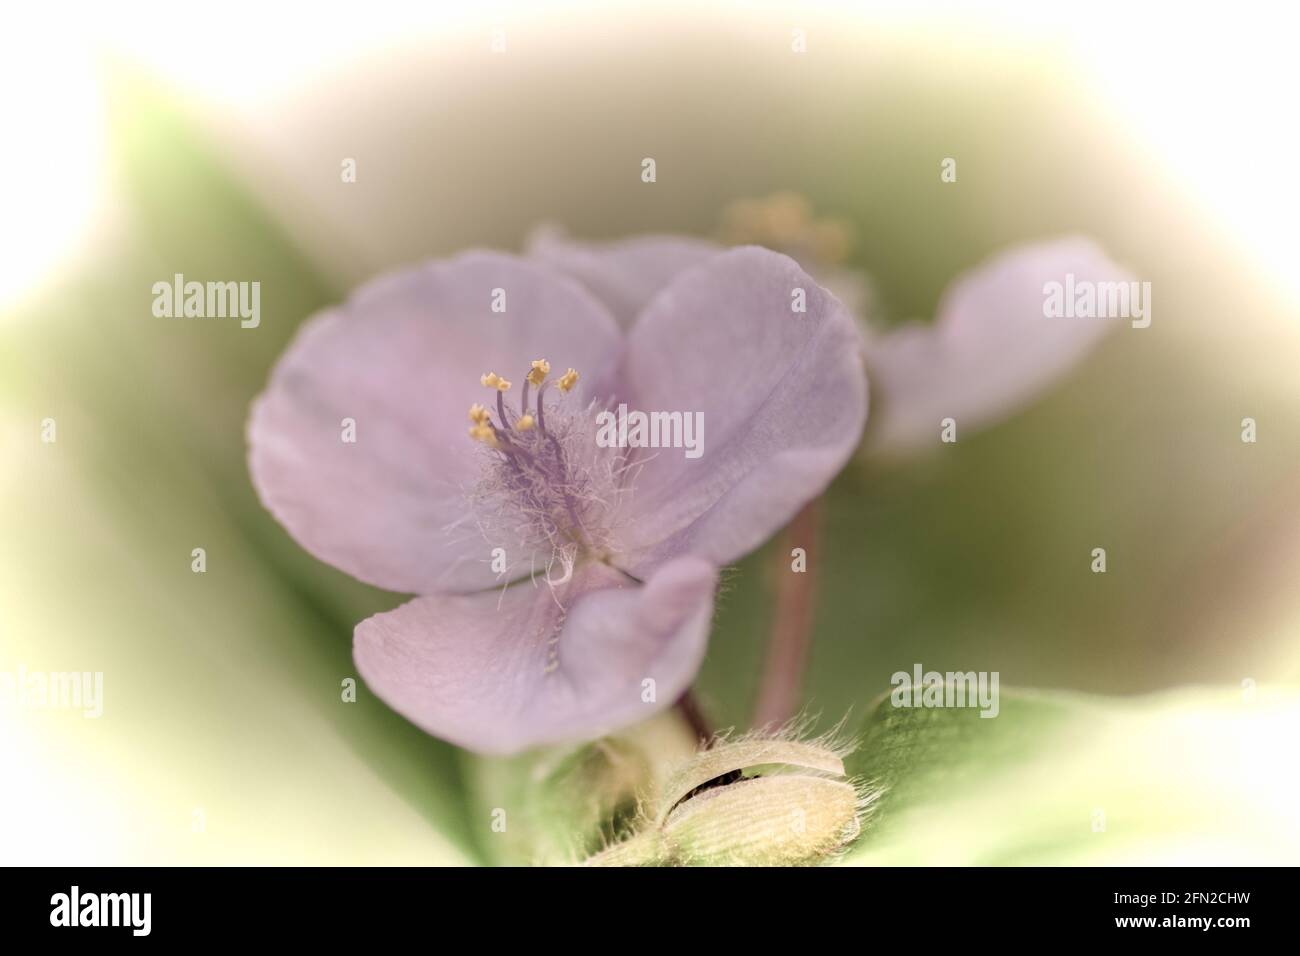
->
611;247;867;572
248;252;623;595
353;556;717;754
864;237;1133;455
526;224;723;328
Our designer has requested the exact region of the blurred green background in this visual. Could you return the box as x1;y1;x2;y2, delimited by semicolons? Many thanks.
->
3;4;1298;864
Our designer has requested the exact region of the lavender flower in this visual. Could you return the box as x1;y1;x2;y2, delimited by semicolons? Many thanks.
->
248;248;866;754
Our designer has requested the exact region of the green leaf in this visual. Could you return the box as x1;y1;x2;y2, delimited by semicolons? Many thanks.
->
841;686;1300;865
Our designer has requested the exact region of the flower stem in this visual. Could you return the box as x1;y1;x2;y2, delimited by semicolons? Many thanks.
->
751;496;825;728
675;689;714;747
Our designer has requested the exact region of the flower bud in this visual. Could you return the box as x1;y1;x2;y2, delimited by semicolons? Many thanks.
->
585;732;873;866
664;773;860;866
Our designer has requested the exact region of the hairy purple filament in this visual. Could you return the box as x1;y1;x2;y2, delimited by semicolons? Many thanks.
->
477;368;592;554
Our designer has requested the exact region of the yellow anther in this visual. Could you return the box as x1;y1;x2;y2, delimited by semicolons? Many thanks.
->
528;359;550;386
516;414;536;431
810;218;853;265
717;192;851;264
468;403;490;425
557;368;579;393
762;191;812;241
718;197;765;245
496;378;512;392
468;423;498;448
480;372;500;388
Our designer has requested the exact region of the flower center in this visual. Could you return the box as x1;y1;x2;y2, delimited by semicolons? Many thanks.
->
467;359;616;580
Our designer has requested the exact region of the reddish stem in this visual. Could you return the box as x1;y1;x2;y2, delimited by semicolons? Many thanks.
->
676;690;714;747
751;497;825;728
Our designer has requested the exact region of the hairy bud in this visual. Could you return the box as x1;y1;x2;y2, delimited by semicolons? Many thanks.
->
585;729;876;866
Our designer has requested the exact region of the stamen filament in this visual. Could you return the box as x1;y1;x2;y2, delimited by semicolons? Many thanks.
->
535;382;550;437
496;389;511;431
467;361;595;556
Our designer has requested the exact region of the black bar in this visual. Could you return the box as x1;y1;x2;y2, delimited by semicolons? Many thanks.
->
2;867;1286;942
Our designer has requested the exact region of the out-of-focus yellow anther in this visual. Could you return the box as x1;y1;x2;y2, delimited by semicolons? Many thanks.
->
557;368;579;393
528;359;550;386
480;372;500;388
762;191;812;241
468;403;490;425
468;423;498;447
516;414;536;431
717;192;853;265
811;220;852;265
